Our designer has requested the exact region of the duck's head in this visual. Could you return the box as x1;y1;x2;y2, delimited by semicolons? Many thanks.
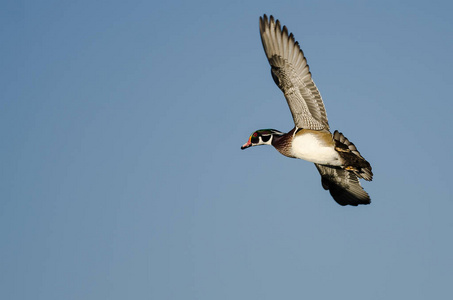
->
241;129;284;150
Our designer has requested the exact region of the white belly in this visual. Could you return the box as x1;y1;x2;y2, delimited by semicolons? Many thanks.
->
291;133;342;166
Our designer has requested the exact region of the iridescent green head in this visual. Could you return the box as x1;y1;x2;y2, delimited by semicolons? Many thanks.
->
241;129;284;149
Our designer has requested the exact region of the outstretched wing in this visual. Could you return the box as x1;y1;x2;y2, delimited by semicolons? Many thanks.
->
259;14;329;131
315;164;370;206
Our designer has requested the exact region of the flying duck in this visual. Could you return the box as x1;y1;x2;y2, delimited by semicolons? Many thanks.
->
241;15;373;206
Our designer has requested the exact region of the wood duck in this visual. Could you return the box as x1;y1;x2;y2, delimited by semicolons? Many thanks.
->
241;15;373;206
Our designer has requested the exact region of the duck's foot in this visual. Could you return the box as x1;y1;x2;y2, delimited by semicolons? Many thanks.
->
344;166;358;171
335;146;350;153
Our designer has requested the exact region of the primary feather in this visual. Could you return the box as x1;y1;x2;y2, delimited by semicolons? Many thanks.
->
259;14;329;130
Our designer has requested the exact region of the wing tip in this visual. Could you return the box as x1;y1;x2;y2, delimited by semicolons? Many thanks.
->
325;180;371;206
334;195;371;206
316;164;372;206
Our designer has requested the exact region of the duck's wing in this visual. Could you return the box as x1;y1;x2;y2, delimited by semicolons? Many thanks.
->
260;14;329;131
314;164;370;206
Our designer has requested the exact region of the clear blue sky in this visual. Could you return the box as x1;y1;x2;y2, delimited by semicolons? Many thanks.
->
1;0;452;299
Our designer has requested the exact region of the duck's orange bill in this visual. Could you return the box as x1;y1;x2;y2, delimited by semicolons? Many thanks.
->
241;138;252;150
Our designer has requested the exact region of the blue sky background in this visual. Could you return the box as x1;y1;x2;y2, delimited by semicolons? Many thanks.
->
1;0;452;299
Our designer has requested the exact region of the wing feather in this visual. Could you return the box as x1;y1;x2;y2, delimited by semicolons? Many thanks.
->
260;14;329;130
315;164;371;206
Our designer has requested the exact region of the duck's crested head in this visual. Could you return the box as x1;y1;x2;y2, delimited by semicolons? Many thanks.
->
241;129;284;150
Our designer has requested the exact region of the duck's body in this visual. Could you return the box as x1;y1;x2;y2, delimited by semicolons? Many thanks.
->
241;15;373;206
276;128;341;166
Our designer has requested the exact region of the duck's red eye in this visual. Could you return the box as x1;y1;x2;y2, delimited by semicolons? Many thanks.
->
253;132;258;137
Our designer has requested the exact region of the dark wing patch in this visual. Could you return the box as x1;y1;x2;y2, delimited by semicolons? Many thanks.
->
315;164;371;206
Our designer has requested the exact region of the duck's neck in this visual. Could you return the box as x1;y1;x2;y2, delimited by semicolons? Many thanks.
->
271;128;294;158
